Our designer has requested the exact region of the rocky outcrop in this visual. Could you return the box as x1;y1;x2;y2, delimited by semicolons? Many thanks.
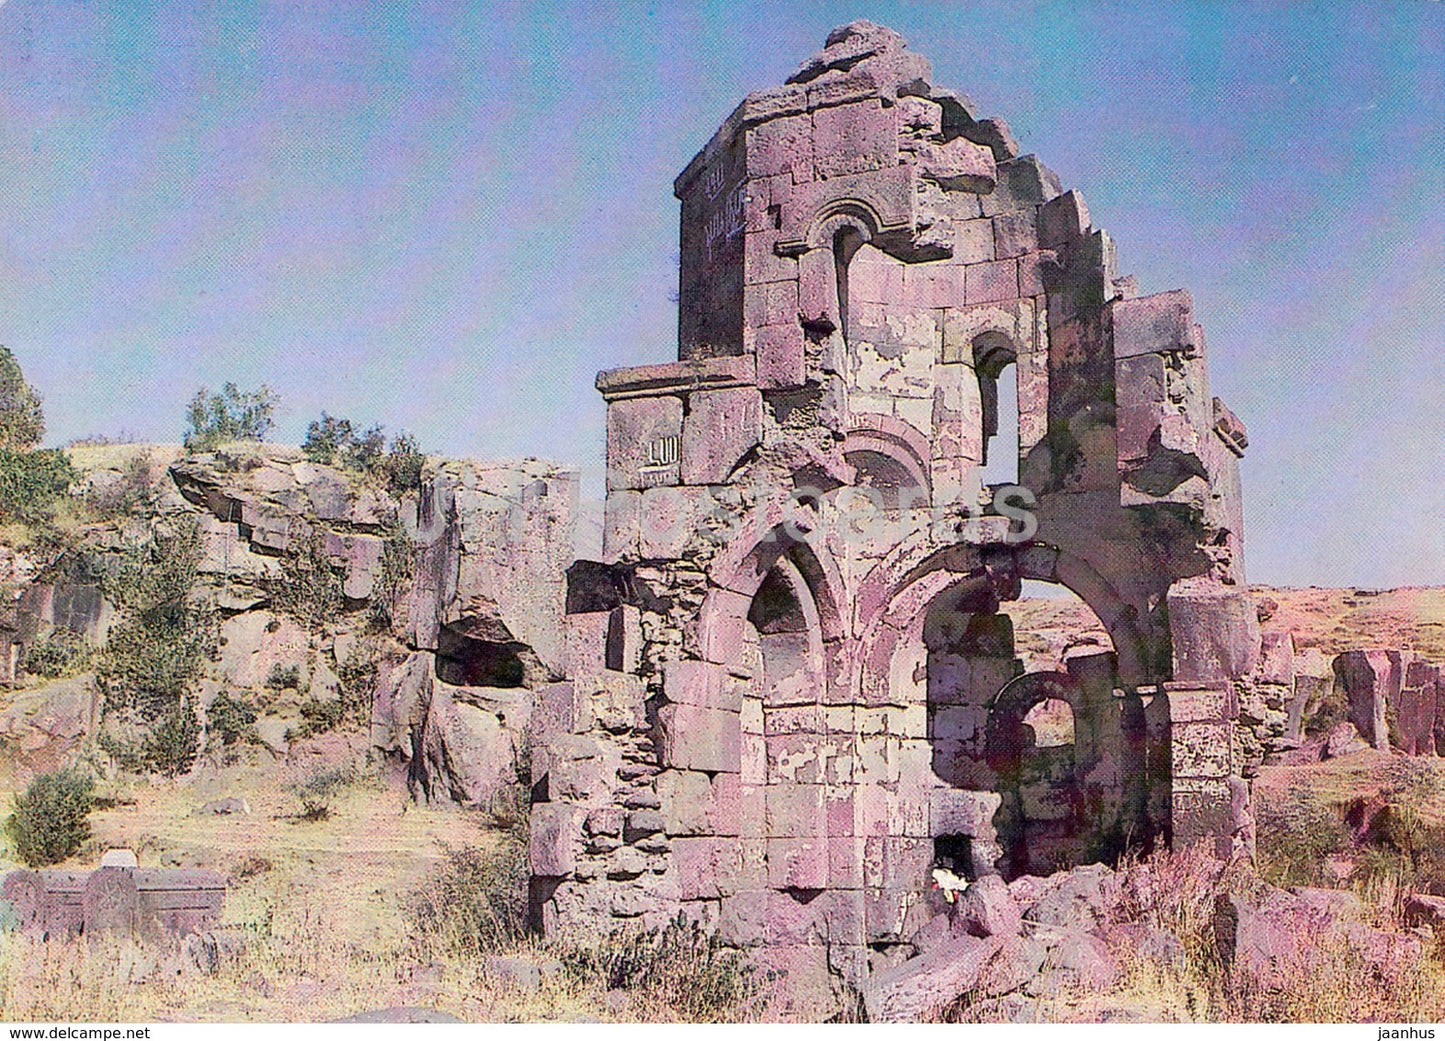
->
1;444;576;809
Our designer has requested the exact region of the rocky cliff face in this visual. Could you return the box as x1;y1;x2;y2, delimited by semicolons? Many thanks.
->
1;443;577;804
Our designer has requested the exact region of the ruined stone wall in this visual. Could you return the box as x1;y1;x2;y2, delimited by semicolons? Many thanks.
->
527;21;1261;1010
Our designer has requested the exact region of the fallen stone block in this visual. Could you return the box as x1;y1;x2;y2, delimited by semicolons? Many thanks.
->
954;875;1022;939
862;934;1004;1023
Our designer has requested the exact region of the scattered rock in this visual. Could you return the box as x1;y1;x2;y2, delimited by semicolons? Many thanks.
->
1404;894;1445;931
862;934;1004;1023
954;875;1022;939
481;954;561;993
331;1008;463;1024
1324;721;1369;759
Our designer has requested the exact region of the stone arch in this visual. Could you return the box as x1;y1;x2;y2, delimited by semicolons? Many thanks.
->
843;413;933;511
696;504;848;705
985;671;1087;877
856;535;1153;697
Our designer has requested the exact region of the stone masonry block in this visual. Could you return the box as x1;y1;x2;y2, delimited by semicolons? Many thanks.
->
1165;685;1232;724
745;113;813;182
1334;650;1398;751
768;836;829;890
529;803;584;878
658;704;741;772
766;782;826;837
662;659;733;710
1167;578;1260;684
606;395;683;491
965;259;1018;304
755;323;807;389
638;485;708;559
1112;289;1200;360
1171;721;1233;779
674;837;741;900
681;386;762;485
812;99;897;179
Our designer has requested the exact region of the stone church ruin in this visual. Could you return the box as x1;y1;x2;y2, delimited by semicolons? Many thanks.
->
528;21;1260;999
11;16;1441;1020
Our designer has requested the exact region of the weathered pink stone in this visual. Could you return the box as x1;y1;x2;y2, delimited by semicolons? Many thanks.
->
681;386;762;485
964;258;1018;304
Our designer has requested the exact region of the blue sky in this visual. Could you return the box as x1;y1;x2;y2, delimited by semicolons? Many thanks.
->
0;1;1441;587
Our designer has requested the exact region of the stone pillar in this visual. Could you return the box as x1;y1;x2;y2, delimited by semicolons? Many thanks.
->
1333;650;1398;751
1164;682;1240;857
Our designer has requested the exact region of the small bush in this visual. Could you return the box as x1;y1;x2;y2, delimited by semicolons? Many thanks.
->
5;768;95;867
408;840;530;958
207;692;258;747
559;913;769;1022
1256;782;1351;888
21;629;91;679
270;528;344;631
289;766;353;821
0;448;77;526
299;413;426;496
83;451;157;518
264;663;301;691
369;525;415;631
286;697;344;742
183;382;278;452
0;347;45;453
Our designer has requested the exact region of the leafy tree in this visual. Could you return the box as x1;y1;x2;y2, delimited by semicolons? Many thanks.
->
0;347;45;453
97;517;215;776
301;412;354;465
5;768;95;867
0;448;77;525
183;382;279;451
299;412;426;493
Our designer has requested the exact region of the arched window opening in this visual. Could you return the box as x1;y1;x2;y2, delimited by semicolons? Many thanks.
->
748;561;817;694
975;333;1019;487
843;448;928;514
833;226;867;345
998;579;1116;674
1023;697;1075;748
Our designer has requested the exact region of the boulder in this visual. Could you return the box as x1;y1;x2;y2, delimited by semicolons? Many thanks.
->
954;875;1022;939
1404;894;1445;931
862;934;1004;1023
0;674;101;777
482;954;562;992
371;652;434;758
1025;863;1121;932
1214;885;1417;989
412;685;518;808
1323;721;1369;759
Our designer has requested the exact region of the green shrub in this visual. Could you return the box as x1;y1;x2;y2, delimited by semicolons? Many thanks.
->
0;448;77;525
1256;782;1351;887
0;347;45;453
21;629;91;679
408;840;530;957
83;451;157;518
289;766;354;821
270;528;343;631
207;692;259;747
183;382;278;452
369;525;415;631
379;433;426;495
286;697;344;742
264;663;301;691
4;768;95;867
299;413;425;495
96;518;214;777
